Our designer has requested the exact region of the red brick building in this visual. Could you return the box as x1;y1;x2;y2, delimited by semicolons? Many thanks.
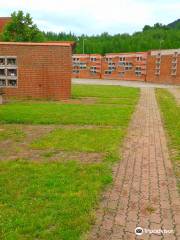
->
0;41;75;100
0;17;11;33
72;54;102;79
72;50;180;85
146;49;180;85
102;52;147;81
72;52;147;81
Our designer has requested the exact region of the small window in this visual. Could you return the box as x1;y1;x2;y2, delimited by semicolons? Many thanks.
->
155;65;160;70
108;62;115;66
136;72;142;77
155;70;160;75
90;66;97;73
73;58;79;62
0;58;5;66
0;56;18;88
73;65;79;69
104;70;112;74
0;79;6;86
135;66;142;76
119;57;126;61
73;70;79;74
172;63;177;69
108;66;116;70
125;66;131;71
90;57;96;62
135;67;141;71
0;69;6;77
106;58;112;62
136;56;142;61
7;58;16;66
7;79;17;86
171;69;177;75
7;69;17;77
79;63;86;69
172;57;177;63
119;62;125;66
80;66;86;69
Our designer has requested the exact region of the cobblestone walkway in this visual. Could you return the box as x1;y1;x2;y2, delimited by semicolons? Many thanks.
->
168;88;180;104
88;88;180;240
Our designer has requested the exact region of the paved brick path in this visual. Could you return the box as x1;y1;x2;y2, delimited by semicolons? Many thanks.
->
168;88;180;104
88;88;180;240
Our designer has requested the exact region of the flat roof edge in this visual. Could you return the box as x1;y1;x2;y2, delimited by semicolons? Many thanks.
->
0;41;75;47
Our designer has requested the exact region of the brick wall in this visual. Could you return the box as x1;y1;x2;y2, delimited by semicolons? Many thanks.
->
0;42;74;100
146;49;180;85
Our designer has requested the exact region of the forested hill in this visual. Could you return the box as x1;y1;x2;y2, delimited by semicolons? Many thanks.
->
44;20;180;54
168;19;180;29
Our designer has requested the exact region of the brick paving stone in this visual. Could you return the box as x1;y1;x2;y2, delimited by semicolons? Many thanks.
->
163;234;176;240
149;235;163;240
87;88;180;240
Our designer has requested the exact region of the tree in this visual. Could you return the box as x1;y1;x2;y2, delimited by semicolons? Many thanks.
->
143;25;151;32
1;10;45;42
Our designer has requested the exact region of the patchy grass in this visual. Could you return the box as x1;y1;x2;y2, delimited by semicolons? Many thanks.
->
0;127;25;142
0;160;112;240
156;89;180;191
31;128;124;162
0;84;140;239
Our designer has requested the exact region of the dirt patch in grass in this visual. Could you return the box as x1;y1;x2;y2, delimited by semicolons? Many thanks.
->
0;124;55;161
61;97;97;105
8;150;104;164
0;124;104;164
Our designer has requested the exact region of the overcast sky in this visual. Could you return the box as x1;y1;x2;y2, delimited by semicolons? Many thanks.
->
0;0;179;35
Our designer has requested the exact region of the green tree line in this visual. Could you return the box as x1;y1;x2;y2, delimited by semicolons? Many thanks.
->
44;23;180;54
1;11;180;54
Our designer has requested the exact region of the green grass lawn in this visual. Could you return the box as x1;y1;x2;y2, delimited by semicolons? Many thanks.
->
0;102;135;126
0;85;139;126
0;84;140;239
156;89;180;191
72;84;139;99
0;161;111;240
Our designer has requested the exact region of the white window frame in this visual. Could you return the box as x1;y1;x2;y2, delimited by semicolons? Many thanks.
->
0;56;18;88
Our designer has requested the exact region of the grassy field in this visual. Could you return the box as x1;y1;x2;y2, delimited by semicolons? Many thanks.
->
0;102;135;126
0;84;140;240
156;89;180;191
0;85;139;126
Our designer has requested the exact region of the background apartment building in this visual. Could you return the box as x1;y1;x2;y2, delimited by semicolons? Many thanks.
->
146;49;180;85
72;52;147;82
72;54;102;79
72;49;180;85
102;52;147;81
